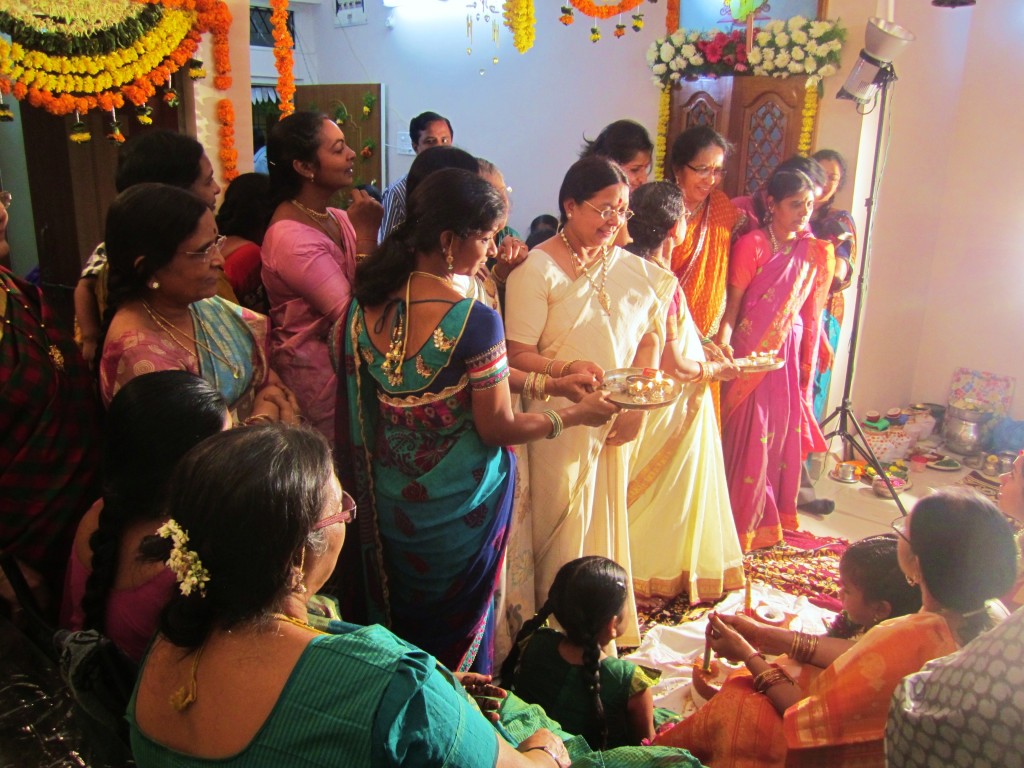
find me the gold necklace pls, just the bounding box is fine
[272,612,327,635]
[559,230,611,316]
[142,301,242,380]
[411,270,454,288]
[290,199,332,223]
[1,282,65,371]
[380,277,412,386]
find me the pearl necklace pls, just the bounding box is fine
[559,230,611,316]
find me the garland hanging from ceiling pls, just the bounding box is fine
[0,0,232,153]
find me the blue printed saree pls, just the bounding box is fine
[346,296,514,673]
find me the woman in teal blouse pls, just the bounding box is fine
[127,424,570,767]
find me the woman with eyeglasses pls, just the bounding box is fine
[716,168,834,551]
[505,157,678,647]
[262,111,383,441]
[655,487,1016,767]
[667,127,745,348]
[127,423,577,768]
[98,184,299,426]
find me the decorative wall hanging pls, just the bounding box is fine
[558,0,652,44]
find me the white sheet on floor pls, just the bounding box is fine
[624,584,837,715]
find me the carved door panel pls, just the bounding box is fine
[667,75,811,198]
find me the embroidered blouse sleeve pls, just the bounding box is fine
[457,301,509,391]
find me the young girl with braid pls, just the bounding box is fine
[60,371,230,662]
[500,557,663,748]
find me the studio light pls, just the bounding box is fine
[836,18,915,104]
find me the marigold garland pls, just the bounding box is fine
[502,0,536,54]
[570,0,644,20]
[665,0,679,33]
[655,86,670,181]
[216,97,239,182]
[0,0,232,120]
[270,0,295,117]
[797,80,817,156]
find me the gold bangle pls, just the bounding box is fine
[744,651,766,666]
[543,358,558,376]
[542,409,563,439]
[355,252,371,263]
[244,413,274,426]
[536,373,551,402]
[789,631,819,663]
[752,667,793,694]
[525,371,537,400]
[560,359,581,378]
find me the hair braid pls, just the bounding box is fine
[80,498,128,631]
[499,597,556,688]
[580,635,608,749]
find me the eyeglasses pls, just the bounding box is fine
[313,490,357,530]
[584,200,634,222]
[685,164,727,180]
[0,191,11,209]
[184,234,226,262]
[889,515,910,545]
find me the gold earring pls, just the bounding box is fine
[148,280,160,290]
[293,547,308,594]
[905,574,917,587]
[446,246,454,272]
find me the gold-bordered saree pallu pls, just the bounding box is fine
[346,296,514,674]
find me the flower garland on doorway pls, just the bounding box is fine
[797,80,817,156]
[0,0,233,174]
[216,98,239,181]
[270,0,295,117]
[653,0,680,181]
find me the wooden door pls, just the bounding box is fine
[667,75,812,198]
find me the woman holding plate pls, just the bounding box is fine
[505,157,678,646]
[717,169,834,551]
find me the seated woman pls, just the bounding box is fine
[128,424,572,767]
[60,371,230,662]
[655,488,1017,767]
[344,168,617,673]
[98,183,298,426]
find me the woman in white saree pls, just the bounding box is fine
[623,182,745,605]
[505,158,676,645]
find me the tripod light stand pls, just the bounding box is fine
[819,18,915,515]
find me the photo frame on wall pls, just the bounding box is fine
[680,1,828,30]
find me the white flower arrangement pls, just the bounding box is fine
[157,519,211,597]
[646,17,846,91]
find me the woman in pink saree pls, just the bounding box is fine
[717,170,833,551]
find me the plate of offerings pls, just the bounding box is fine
[734,351,784,374]
[601,368,682,410]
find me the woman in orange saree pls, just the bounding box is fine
[654,488,1017,768]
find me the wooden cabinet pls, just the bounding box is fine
[666,75,814,198]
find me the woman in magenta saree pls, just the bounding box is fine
[718,171,833,551]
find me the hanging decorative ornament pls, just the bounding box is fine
[270,0,295,116]
[163,87,180,108]
[136,103,154,125]
[631,12,644,31]
[559,5,575,24]
[590,24,601,42]
[69,111,91,144]
[362,92,376,119]
[360,139,375,159]
[106,107,125,143]
[502,0,536,53]
[188,58,207,80]
[0,96,12,122]
[614,21,626,37]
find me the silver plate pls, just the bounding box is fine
[601,368,683,410]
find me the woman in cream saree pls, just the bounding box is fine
[505,158,676,646]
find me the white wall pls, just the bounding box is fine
[836,0,1024,418]
[309,1,663,234]
[304,0,1024,420]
